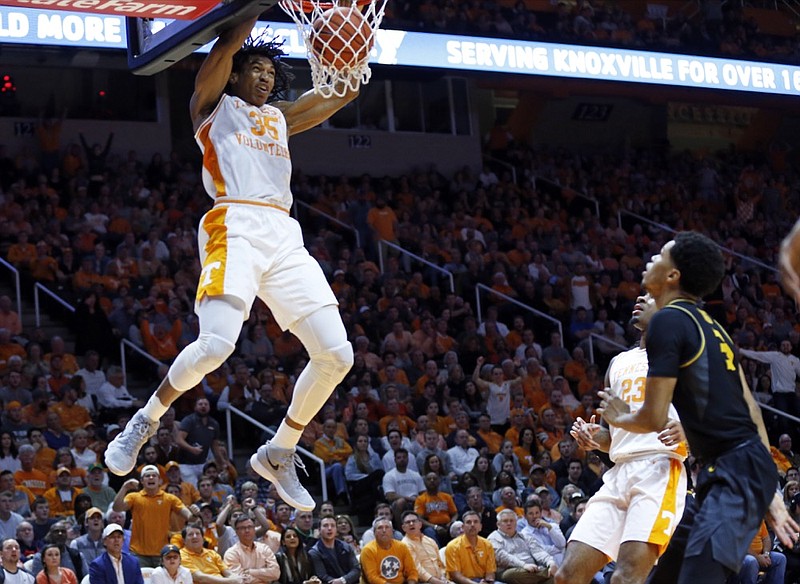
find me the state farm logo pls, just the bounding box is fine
[0,0,220,19]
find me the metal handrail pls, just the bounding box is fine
[617,209,779,273]
[757,401,800,425]
[485,156,517,185]
[378,240,455,293]
[293,200,361,248]
[224,405,328,502]
[586,332,629,364]
[474,283,564,346]
[530,174,600,217]
[0,259,22,321]
[120,338,165,387]
[33,283,75,327]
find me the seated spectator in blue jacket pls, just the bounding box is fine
[88,524,144,584]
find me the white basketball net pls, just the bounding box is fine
[279,0,387,98]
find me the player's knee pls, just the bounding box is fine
[609,564,643,584]
[315,342,354,378]
[194,332,236,373]
[554,564,574,584]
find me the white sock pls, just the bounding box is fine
[271,421,303,450]
[142,394,169,421]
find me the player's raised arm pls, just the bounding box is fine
[274,85,359,136]
[190,15,259,130]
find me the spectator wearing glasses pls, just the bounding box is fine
[223,516,279,584]
[151,544,192,584]
[400,511,450,584]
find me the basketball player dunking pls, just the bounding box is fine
[106,14,358,512]
[598,232,799,583]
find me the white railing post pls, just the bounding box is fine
[378,240,455,293]
[226,408,234,463]
[120,339,165,386]
[294,200,361,248]
[586,333,629,365]
[33,283,75,328]
[475,284,563,345]
[0,259,22,324]
[475,286,483,326]
[527,174,599,217]
[34,286,40,329]
[618,210,779,274]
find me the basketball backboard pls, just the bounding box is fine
[126,0,277,76]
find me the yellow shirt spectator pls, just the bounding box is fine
[181,546,229,576]
[414,491,457,526]
[50,402,91,433]
[313,423,353,464]
[360,539,418,584]
[124,488,186,556]
[445,533,496,580]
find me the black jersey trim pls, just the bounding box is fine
[663,304,705,369]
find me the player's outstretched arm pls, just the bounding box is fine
[275,85,359,136]
[190,15,259,130]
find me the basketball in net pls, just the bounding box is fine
[311,7,373,70]
[279,0,387,97]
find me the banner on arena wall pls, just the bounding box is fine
[2,5,800,97]
[0,0,218,19]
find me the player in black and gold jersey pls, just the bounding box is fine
[598,231,798,584]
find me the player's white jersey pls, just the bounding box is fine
[607,347,687,463]
[195,94,293,211]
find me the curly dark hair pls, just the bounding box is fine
[670,231,725,298]
[230,35,293,102]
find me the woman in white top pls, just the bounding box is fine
[150,545,192,584]
[0,432,21,473]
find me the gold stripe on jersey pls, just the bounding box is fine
[213,198,289,214]
[197,120,226,197]
[647,457,684,555]
[196,207,229,302]
[664,303,705,369]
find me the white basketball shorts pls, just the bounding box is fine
[195,201,337,331]
[569,454,687,560]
